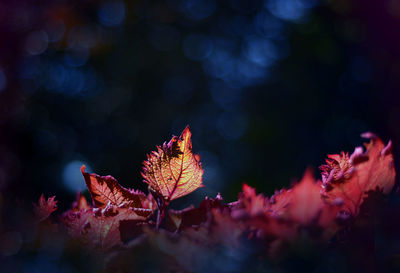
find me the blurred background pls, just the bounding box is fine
[1,0,400,270]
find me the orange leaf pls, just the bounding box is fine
[72,192,91,211]
[81,166,148,209]
[320,133,396,215]
[286,169,340,227]
[286,169,323,224]
[267,188,292,217]
[238,184,267,216]
[141,126,204,202]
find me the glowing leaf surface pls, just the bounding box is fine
[81,166,147,209]
[142,126,204,202]
[320,133,396,214]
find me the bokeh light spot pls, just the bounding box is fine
[25,30,48,55]
[217,112,248,140]
[62,160,91,193]
[203,47,235,79]
[267,0,315,21]
[45,20,65,42]
[245,38,278,67]
[98,1,125,27]
[181,0,216,21]
[183,34,214,61]
[254,12,285,39]
[63,48,90,67]
[210,81,242,110]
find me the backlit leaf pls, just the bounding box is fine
[287,169,341,227]
[237,184,267,216]
[81,166,149,209]
[142,126,204,202]
[286,169,324,224]
[320,133,396,215]
[267,188,292,217]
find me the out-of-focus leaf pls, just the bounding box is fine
[71,192,91,211]
[34,194,57,222]
[320,133,396,215]
[267,188,293,217]
[165,194,236,232]
[286,169,326,225]
[63,203,152,250]
[238,184,267,216]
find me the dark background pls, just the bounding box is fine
[1,0,400,270]
[1,0,400,203]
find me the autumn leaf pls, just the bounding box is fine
[234,171,341,243]
[230,186,295,240]
[286,169,342,228]
[147,227,211,272]
[320,133,396,215]
[63,203,152,250]
[236,184,267,217]
[81,166,150,209]
[284,169,324,224]
[34,194,57,222]
[149,208,244,271]
[142,126,204,203]
[165,194,234,232]
[266,188,292,217]
[71,192,91,211]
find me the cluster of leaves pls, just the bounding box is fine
[35,127,396,272]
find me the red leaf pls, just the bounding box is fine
[266,188,293,217]
[234,171,341,241]
[34,194,57,222]
[210,208,245,247]
[63,204,152,250]
[286,169,341,227]
[238,184,267,216]
[286,169,323,224]
[165,194,235,232]
[142,126,204,203]
[81,166,150,209]
[230,186,296,240]
[320,133,396,215]
[72,192,91,211]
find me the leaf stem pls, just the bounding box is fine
[156,202,168,229]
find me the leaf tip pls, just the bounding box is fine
[302,167,315,182]
[181,125,192,141]
[361,132,377,140]
[382,140,393,156]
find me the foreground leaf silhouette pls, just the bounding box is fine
[142,126,204,203]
